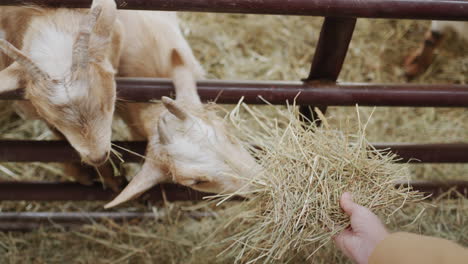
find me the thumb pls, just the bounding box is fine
[340,192,360,216]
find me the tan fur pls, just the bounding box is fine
[106,11,259,208]
[0,1,123,166]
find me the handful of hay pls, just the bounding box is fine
[206,103,424,263]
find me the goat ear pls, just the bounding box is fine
[170,49,203,106]
[170,48,184,68]
[104,161,166,208]
[0,62,24,93]
[92,0,117,40]
[161,96,189,121]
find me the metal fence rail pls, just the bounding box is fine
[0,0,467,20]
[1,141,468,163]
[0,181,466,202]
[0,182,212,201]
[2,79,468,107]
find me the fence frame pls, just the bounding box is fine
[0,0,467,229]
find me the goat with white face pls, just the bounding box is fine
[105,11,260,208]
[404,21,468,78]
[0,1,123,185]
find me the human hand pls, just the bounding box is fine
[333,192,389,264]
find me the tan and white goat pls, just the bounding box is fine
[0,1,124,187]
[105,11,260,208]
[404,21,468,78]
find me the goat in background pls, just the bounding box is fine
[404,21,468,78]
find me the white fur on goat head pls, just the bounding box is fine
[0,0,123,166]
[159,97,257,192]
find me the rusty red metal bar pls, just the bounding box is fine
[0,182,211,201]
[0,181,466,202]
[2,79,468,107]
[0,0,466,20]
[301,17,356,121]
[1,141,467,163]
[372,143,468,163]
[0,140,145,163]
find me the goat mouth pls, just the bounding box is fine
[85,154,109,166]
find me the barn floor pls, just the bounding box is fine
[0,13,467,263]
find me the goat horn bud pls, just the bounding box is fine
[0,39,49,81]
[161,96,189,121]
[72,5,102,72]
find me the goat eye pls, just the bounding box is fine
[193,179,210,185]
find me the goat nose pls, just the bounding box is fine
[88,153,108,166]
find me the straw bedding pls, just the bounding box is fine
[0,198,465,264]
[0,12,467,264]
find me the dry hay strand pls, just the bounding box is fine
[203,102,425,263]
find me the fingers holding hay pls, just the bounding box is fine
[207,103,425,263]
